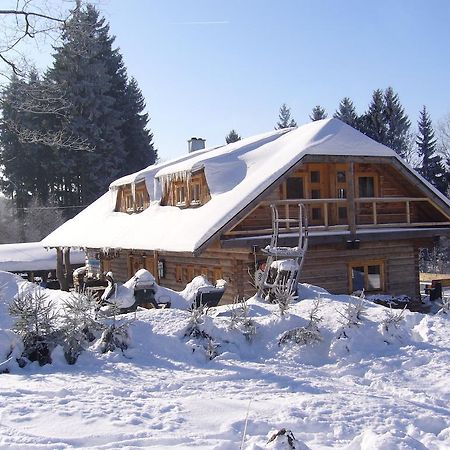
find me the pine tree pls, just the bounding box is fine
[416,106,446,193]
[361,89,386,143]
[225,129,241,144]
[334,97,359,128]
[309,105,327,121]
[120,77,157,175]
[383,87,411,158]
[275,103,297,129]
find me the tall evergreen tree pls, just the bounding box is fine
[361,89,386,143]
[0,72,55,210]
[275,103,297,129]
[121,77,157,174]
[225,129,241,144]
[334,97,359,128]
[45,4,156,208]
[416,106,446,193]
[309,105,327,121]
[383,87,411,158]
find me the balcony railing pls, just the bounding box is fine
[226,197,450,236]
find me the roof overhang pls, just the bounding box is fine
[220,227,450,250]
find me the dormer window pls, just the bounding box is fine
[161,169,211,207]
[115,181,150,213]
[175,182,186,206]
[190,181,201,205]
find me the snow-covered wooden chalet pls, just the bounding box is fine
[42,119,450,302]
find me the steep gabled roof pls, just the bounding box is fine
[42,119,450,253]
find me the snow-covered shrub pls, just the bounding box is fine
[267,428,307,449]
[278,298,322,347]
[271,280,297,317]
[9,288,57,366]
[228,297,256,342]
[380,305,406,344]
[97,323,131,354]
[0,330,24,373]
[336,293,367,328]
[95,303,132,354]
[60,290,99,364]
[184,303,219,360]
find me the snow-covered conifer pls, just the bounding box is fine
[9,288,56,365]
[309,105,327,121]
[225,129,242,144]
[416,106,447,193]
[275,103,297,129]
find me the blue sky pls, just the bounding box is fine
[21,1,450,161]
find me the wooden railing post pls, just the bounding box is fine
[372,201,377,225]
[347,163,356,237]
[324,203,329,229]
[406,201,411,224]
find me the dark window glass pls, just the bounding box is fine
[286,177,304,199]
[337,171,346,183]
[310,171,320,183]
[311,189,321,199]
[338,207,347,219]
[312,207,322,220]
[359,177,375,197]
[337,188,346,199]
[352,266,365,291]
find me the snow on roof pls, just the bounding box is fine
[0,242,85,272]
[42,118,450,253]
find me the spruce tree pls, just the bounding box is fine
[45,4,155,207]
[416,106,446,193]
[0,72,55,210]
[361,89,386,143]
[276,103,297,129]
[334,97,359,128]
[383,87,411,158]
[225,129,241,144]
[309,105,327,121]
[120,77,157,175]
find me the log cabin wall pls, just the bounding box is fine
[299,239,422,299]
[157,245,254,304]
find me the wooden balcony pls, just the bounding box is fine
[226,197,450,237]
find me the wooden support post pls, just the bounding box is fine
[285,203,290,230]
[347,162,357,238]
[324,203,329,229]
[406,201,411,224]
[56,247,68,291]
[372,201,377,225]
[63,247,71,289]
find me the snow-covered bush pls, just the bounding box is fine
[184,303,219,360]
[380,305,406,344]
[228,297,256,342]
[267,428,308,449]
[270,280,298,317]
[9,288,58,366]
[60,290,99,364]
[336,293,367,328]
[95,303,132,354]
[278,298,322,347]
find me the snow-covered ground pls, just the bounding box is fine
[1,272,449,449]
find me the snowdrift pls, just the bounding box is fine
[0,271,449,449]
